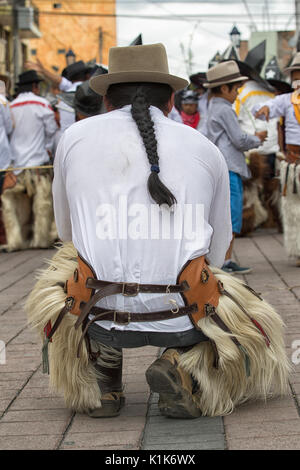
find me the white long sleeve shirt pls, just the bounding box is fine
[56,81,83,142]
[0,94,13,170]
[53,105,232,333]
[252,92,300,146]
[10,92,57,173]
[235,81,279,155]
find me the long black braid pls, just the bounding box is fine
[106,82,177,207]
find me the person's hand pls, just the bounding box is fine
[255,105,270,121]
[255,130,268,142]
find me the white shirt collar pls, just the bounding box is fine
[118,104,165,118]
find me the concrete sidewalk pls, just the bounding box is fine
[0,229,299,450]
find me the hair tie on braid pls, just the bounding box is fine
[151,165,160,174]
[106,82,176,207]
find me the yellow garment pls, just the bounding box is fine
[235,85,274,116]
[291,89,300,124]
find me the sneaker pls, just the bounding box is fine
[145,348,202,419]
[221,261,252,274]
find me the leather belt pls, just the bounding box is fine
[74,280,190,330]
[88,304,198,325]
[85,278,190,295]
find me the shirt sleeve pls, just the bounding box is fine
[207,148,232,267]
[218,107,261,151]
[52,133,72,242]
[2,103,13,136]
[59,77,73,92]
[42,105,58,151]
[252,94,287,120]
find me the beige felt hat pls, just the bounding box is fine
[89,43,188,96]
[284,52,300,73]
[203,60,248,89]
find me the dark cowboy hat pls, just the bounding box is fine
[189,72,207,89]
[235,60,275,92]
[267,79,292,94]
[74,81,103,117]
[64,60,91,80]
[16,70,43,86]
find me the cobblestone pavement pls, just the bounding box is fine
[0,229,299,450]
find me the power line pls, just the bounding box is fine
[25,11,296,20]
[241,0,258,31]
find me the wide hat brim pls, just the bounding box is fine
[16,77,44,86]
[89,70,188,96]
[235,60,275,92]
[284,65,300,74]
[203,75,248,89]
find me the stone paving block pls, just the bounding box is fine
[125,392,150,404]
[143,441,225,451]
[70,414,145,433]
[0,434,61,450]
[0,388,20,401]
[146,415,223,433]
[0,380,25,390]
[9,397,67,411]
[0,357,40,373]
[124,382,150,394]
[1,409,72,422]
[0,420,67,436]
[0,372,32,382]
[227,435,300,450]
[61,430,141,449]
[61,443,139,450]
[224,404,299,424]
[19,387,62,399]
[225,419,300,440]
[143,432,224,446]
[120,404,148,417]
[0,399,11,413]
[123,374,150,383]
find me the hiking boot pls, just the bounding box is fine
[222,261,252,274]
[88,391,125,418]
[145,348,202,419]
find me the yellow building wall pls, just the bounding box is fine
[29,0,116,73]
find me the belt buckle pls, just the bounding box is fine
[122,282,139,297]
[113,310,131,326]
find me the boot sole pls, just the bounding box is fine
[146,359,202,419]
[88,396,125,418]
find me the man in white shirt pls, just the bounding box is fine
[26,44,290,421]
[25,59,93,140]
[0,80,13,191]
[1,70,57,251]
[254,52,300,266]
[0,80,13,245]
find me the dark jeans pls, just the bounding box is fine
[88,323,209,349]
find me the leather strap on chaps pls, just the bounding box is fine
[44,252,268,373]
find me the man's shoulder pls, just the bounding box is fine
[11,92,52,109]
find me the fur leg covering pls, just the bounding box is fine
[30,172,55,249]
[280,161,300,257]
[178,268,291,416]
[25,242,102,412]
[1,174,31,251]
[243,183,268,229]
[26,243,291,416]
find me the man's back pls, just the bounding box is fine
[53,105,232,332]
[10,92,57,170]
